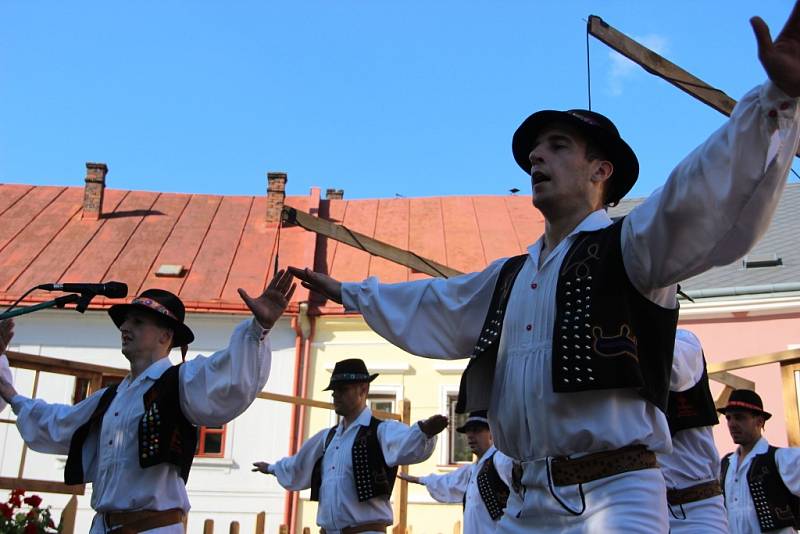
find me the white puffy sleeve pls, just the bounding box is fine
[269,429,329,491]
[775,447,800,496]
[378,420,437,466]
[419,464,472,503]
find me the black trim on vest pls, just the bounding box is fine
[722,447,800,531]
[64,364,197,486]
[309,417,398,503]
[551,220,678,410]
[456,254,527,414]
[476,452,510,520]
[64,384,119,485]
[666,355,718,435]
[138,364,198,483]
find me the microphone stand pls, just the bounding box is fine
[0,292,96,321]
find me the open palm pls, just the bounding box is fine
[238,269,296,330]
[753,1,800,97]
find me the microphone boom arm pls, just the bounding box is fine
[0,293,95,321]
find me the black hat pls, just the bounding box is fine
[511,109,639,205]
[717,389,772,420]
[456,410,490,433]
[323,358,378,391]
[108,289,195,349]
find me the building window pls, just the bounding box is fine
[72,376,122,404]
[447,393,472,464]
[196,425,227,458]
[368,393,396,415]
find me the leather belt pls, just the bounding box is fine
[550,445,658,486]
[105,508,184,534]
[667,480,723,506]
[320,522,388,533]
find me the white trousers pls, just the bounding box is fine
[667,494,729,534]
[498,462,668,534]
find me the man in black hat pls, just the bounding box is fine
[253,357,447,534]
[0,270,296,534]
[398,410,513,534]
[719,389,800,533]
[289,4,800,532]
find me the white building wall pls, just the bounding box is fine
[0,308,296,533]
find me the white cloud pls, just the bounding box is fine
[607,34,669,96]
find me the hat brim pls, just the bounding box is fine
[456,420,490,434]
[717,405,772,421]
[323,373,379,391]
[511,110,639,205]
[108,303,195,348]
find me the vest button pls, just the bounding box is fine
[530,282,537,289]
[526,324,532,331]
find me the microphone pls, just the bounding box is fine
[37,281,128,299]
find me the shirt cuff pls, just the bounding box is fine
[415,420,436,440]
[341,282,359,312]
[760,80,799,121]
[267,464,276,475]
[248,318,270,342]
[10,394,26,413]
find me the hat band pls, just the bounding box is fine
[463,416,489,426]
[567,111,602,128]
[131,297,178,321]
[330,372,371,382]
[726,400,765,412]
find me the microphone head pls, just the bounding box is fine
[104,282,128,299]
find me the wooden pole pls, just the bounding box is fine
[258,391,402,421]
[392,399,412,534]
[283,206,462,279]
[254,512,266,534]
[59,495,78,534]
[228,521,239,534]
[203,519,214,534]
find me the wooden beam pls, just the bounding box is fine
[715,385,735,411]
[0,477,84,495]
[707,348,800,374]
[780,363,800,447]
[283,206,463,279]
[256,391,402,421]
[708,370,755,391]
[588,15,737,116]
[6,351,127,378]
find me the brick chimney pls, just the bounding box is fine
[325,188,344,200]
[266,172,288,223]
[82,162,108,220]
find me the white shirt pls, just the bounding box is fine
[0,354,12,413]
[269,406,437,534]
[420,445,514,534]
[724,437,800,534]
[11,318,270,533]
[659,329,721,489]
[342,81,800,463]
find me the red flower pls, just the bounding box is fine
[23,495,42,508]
[24,523,38,534]
[9,494,22,507]
[0,502,12,519]
[11,488,25,497]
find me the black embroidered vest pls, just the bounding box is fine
[721,447,800,531]
[474,451,510,520]
[458,220,679,414]
[310,417,398,503]
[666,355,718,435]
[64,364,198,485]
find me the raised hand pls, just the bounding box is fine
[418,414,449,437]
[251,461,272,474]
[287,267,343,304]
[752,1,800,97]
[238,269,296,330]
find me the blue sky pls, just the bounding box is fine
[1,1,797,200]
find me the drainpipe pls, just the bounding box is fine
[285,303,314,532]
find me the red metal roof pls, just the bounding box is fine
[0,183,543,315]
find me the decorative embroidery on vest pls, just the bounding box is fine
[591,325,638,361]
[475,452,510,520]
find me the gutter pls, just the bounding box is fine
[680,282,800,300]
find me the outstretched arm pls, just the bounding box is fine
[418,464,472,504]
[623,4,800,297]
[179,270,295,426]
[255,429,328,491]
[379,415,447,467]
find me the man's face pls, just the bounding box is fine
[527,123,610,216]
[331,382,368,418]
[725,410,764,447]
[119,309,173,360]
[465,426,493,457]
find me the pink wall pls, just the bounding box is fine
[680,311,800,456]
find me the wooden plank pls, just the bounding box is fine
[715,385,735,411]
[257,391,402,421]
[707,349,800,374]
[781,363,800,447]
[283,206,461,279]
[0,477,84,495]
[393,400,412,534]
[60,495,78,534]
[254,511,266,534]
[228,521,240,534]
[588,15,737,116]
[5,351,127,378]
[708,370,755,391]
[204,519,215,534]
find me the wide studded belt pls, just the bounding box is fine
[667,480,723,506]
[549,445,658,486]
